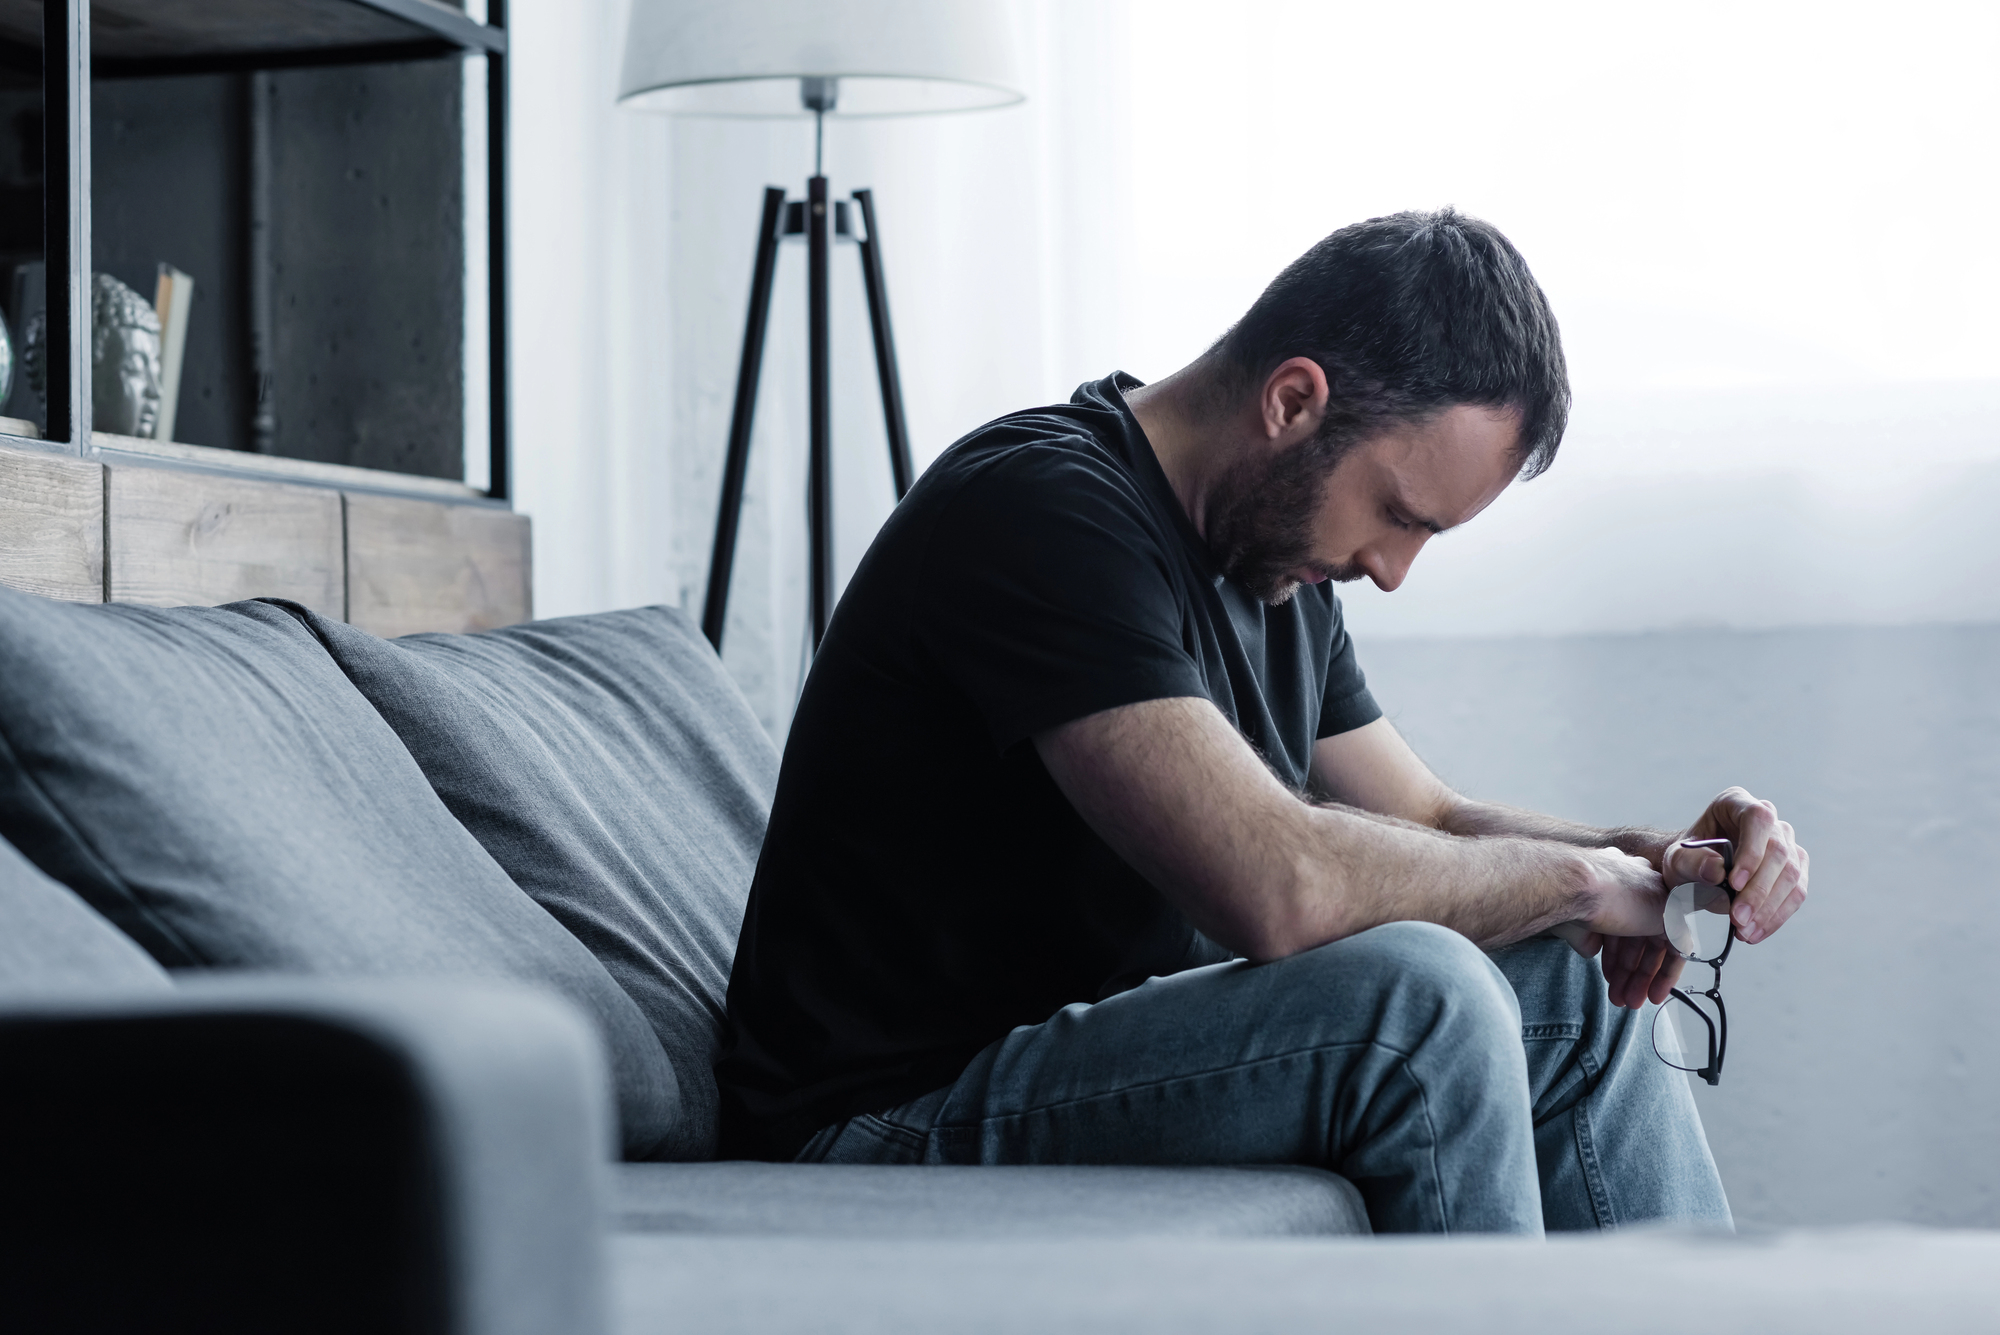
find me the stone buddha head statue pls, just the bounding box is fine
[91,273,162,438]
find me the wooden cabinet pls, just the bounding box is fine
[1,0,509,486]
[1,438,530,634]
[0,3,525,632]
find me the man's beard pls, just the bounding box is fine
[1206,441,1364,605]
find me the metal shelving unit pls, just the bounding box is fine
[3,0,511,503]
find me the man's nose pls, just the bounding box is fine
[1362,538,1425,593]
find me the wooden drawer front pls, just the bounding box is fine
[344,493,530,638]
[106,465,345,616]
[0,446,103,603]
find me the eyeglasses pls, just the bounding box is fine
[1650,837,1736,1086]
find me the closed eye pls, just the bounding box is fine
[1388,504,1448,536]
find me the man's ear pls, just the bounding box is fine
[1262,357,1330,444]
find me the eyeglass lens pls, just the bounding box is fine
[1663,880,1733,962]
[1651,984,1721,1074]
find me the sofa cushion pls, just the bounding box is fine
[612,1227,2000,1335]
[0,836,171,993]
[612,1163,1370,1238]
[0,588,678,1159]
[287,604,777,1161]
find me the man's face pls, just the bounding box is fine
[1212,404,1523,605]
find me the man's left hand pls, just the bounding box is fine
[1596,786,1809,1009]
[1667,786,1810,946]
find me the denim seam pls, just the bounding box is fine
[1396,1054,1452,1233]
[854,1112,927,1156]
[1570,1050,1616,1228]
[943,1041,1457,1233]
[939,1038,1408,1126]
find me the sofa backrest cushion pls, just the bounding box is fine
[289,603,778,1161]
[0,589,679,1160]
[0,835,171,993]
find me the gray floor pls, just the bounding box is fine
[1358,621,2000,1228]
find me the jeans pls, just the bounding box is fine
[794,922,1733,1235]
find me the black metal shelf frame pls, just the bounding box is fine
[35,0,512,503]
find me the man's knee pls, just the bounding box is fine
[1297,921,1524,1046]
[1339,920,1512,994]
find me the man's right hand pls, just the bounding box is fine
[1556,846,1687,1009]
[1576,844,1671,938]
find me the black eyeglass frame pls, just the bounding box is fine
[1657,837,1736,1086]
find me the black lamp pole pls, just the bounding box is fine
[700,79,914,657]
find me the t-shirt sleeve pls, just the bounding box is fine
[914,444,1208,753]
[1317,595,1382,738]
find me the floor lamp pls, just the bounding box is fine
[618,0,1024,654]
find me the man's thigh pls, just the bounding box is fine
[812,922,1530,1173]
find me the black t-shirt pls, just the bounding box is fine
[715,372,1381,1158]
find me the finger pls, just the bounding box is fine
[1550,922,1602,958]
[1613,937,1651,1009]
[1741,859,1803,942]
[1648,951,1686,1006]
[1740,819,1794,902]
[1633,936,1670,1007]
[1736,823,1799,936]
[1598,938,1630,994]
[1769,883,1807,932]
[1723,795,1782,894]
[1662,842,1727,889]
[1616,935,1648,1007]
[1728,840,1781,937]
[1599,939,1631,1005]
[1640,935,1672,1007]
[1604,936,1634,994]
[1747,870,1809,943]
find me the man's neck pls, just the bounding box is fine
[1125,366,1246,544]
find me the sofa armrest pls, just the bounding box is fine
[0,977,611,1335]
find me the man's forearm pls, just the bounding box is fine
[1041,697,1662,964]
[1440,796,1678,867]
[1278,803,1603,956]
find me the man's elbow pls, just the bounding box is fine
[1210,852,1352,963]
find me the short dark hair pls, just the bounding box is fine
[1211,208,1569,478]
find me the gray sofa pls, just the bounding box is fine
[1,586,1993,1333]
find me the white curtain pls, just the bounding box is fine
[509,0,2000,733]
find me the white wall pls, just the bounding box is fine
[510,0,2000,728]
[1114,0,2000,643]
[508,0,1134,734]
[500,0,2000,1228]
[506,0,676,627]
[1362,623,2000,1228]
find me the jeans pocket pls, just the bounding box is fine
[796,1112,929,1165]
[1520,1021,1590,1124]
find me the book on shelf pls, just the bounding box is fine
[152,264,193,443]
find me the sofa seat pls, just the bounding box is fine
[614,1162,1369,1239]
[612,1226,2000,1335]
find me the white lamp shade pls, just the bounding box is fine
[618,0,1024,117]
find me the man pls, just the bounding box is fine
[716,208,1809,1233]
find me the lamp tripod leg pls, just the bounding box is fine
[806,174,835,653]
[853,189,915,500]
[702,186,787,652]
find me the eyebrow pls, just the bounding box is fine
[1392,495,1451,535]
